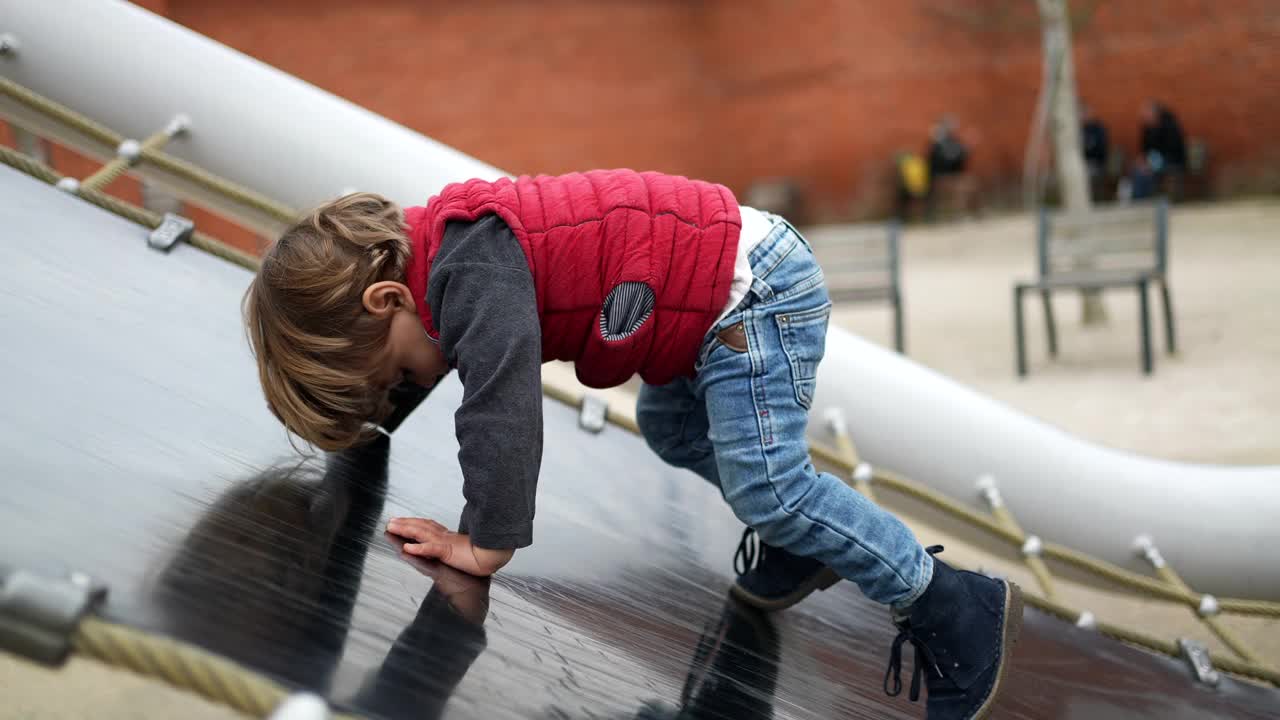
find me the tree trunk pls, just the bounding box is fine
[1036,0,1106,324]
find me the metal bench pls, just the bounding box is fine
[805,221,905,353]
[1014,199,1175,376]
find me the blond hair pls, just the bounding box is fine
[244,192,410,450]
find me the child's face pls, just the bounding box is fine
[365,282,449,391]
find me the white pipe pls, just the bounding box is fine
[5,0,1277,598]
[0,0,502,216]
[813,330,1280,598]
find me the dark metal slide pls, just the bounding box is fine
[1,164,1275,718]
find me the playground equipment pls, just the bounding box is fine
[1,2,1278,716]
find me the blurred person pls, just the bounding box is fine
[1081,105,1110,175]
[243,174,1024,718]
[1139,100,1187,198]
[1118,154,1158,203]
[895,150,931,222]
[1080,104,1110,201]
[924,116,978,220]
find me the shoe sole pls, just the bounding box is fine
[970,580,1025,720]
[729,566,842,612]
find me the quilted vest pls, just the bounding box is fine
[403,170,741,388]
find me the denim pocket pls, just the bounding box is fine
[775,303,832,409]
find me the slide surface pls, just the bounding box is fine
[4,0,1276,599]
[4,160,1278,720]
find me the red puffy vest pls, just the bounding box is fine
[403,170,741,388]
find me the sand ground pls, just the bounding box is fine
[4,199,1278,717]
[829,199,1280,466]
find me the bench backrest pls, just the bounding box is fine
[803,221,900,303]
[1039,199,1168,278]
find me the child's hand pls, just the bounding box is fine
[386,517,513,577]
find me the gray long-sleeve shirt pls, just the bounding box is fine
[426,215,543,550]
[423,214,660,549]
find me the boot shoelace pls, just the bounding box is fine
[884,544,946,702]
[738,532,951,701]
[734,526,766,576]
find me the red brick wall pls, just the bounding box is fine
[162,0,1277,220]
[10,1,1277,226]
[1071,1,1280,195]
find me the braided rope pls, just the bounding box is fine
[0,142,59,183]
[139,148,296,223]
[818,451,1280,618]
[78,156,132,193]
[1,76,296,224]
[73,617,361,719]
[0,75,121,147]
[0,145,261,273]
[81,128,173,192]
[1023,593,1280,686]
[188,231,261,272]
[1149,561,1268,666]
[979,483,1058,600]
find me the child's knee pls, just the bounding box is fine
[637,385,712,468]
[635,414,693,470]
[649,432,712,472]
[730,500,807,549]
[721,461,830,537]
[724,480,791,532]
[635,403,678,455]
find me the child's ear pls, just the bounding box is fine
[362,281,413,317]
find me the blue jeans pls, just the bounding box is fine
[637,216,932,607]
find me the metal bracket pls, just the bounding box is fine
[852,462,873,485]
[116,139,142,163]
[0,568,107,665]
[1132,534,1166,569]
[1197,594,1220,618]
[148,212,194,252]
[822,406,848,438]
[164,114,192,139]
[578,395,607,434]
[975,474,1004,508]
[1020,535,1043,557]
[1177,638,1221,687]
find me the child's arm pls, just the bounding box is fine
[389,215,542,576]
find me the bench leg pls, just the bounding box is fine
[1014,286,1028,377]
[892,292,906,354]
[1040,289,1058,357]
[1138,279,1153,375]
[1160,280,1177,354]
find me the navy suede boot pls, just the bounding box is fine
[884,546,1023,720]
[729,527,841,611]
